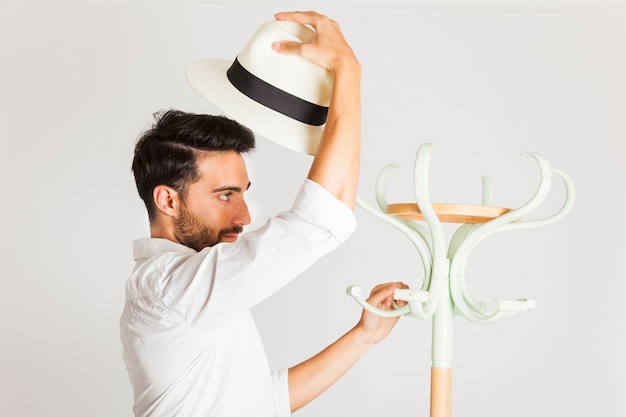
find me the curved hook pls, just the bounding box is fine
[374,163,433,249]
[499,168,575,231]
[375,163,401,213]
[449,152,574,323]
[355,152,440,319]
[447,153,547,323]
[354,198,435,319]
[411,143,448,318]
[346,285,410,318]
[448,152,555,273]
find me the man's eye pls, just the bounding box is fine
[219,192,232,201]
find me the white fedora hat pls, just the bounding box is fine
[186,20,333,155]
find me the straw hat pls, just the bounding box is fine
[186,20,333,155]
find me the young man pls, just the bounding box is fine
[121,11,407,417]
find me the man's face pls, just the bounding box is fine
[174,151,251,251]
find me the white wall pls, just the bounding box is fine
[1,1,624,416]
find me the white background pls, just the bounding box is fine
[1,1,624,416]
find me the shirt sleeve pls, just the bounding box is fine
[290,179,356,243]
[271,367,292,417]
[164,178,357,329]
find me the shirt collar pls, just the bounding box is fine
[132,238,197,261]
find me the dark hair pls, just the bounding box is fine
[132,109,256,221]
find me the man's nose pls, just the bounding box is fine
[235,200,251,226]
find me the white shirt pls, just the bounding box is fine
[120,179,356,417]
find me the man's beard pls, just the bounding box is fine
[174,203,243,252]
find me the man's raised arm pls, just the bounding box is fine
[272,11,361,210]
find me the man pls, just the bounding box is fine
[121,11,407,417]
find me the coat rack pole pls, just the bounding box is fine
[430,259,453,417]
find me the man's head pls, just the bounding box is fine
[132,109,256,250]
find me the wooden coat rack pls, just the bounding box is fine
[348,143,575,417]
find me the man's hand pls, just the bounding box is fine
[355,282,410,346]
[271,10,362,210]
[272,11,360,75]
[287,281,408,412]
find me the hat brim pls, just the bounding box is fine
[186,59,323,156]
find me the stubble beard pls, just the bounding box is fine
[174,202,243,252]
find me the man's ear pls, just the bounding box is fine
[153,185,179,217]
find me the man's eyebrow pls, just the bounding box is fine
[212,182,251,193]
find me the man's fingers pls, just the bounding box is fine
[366,282,410,309]
[271,40,303,56]
[367,283,398,309]
[274,10,324,27]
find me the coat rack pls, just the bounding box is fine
[348,143,575,417]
